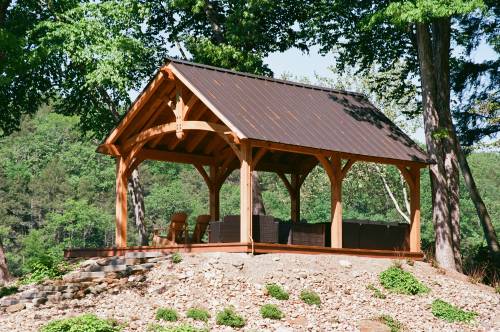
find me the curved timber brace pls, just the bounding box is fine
[277,160,316,223]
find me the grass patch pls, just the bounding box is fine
[266,283,289,300]
[40,314,121,332]
[148,323,208,332]
[366,284,386,299]
[431,299,478,323]
[171,252,182,264]
[216,307,245,328]
[379,266,429,295]
[260,304,284,320]
[156,308,179,322]
[0,286,18,298]
[300,290,321,306]
[378,315,404,332]
[186,307,210,322]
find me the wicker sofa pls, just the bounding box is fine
[208,215,279,243]
[208,216,408,250]
[343,219,409,250]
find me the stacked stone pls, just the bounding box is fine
[0,252,170,313]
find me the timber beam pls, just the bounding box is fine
[250,140,427,168]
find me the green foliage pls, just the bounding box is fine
[366,284,387,299]
[186,307,210,322]
[260,304,284,320]
[377,315,405,332]
[216,307,245,328]
[171,252,183,264]
[147,324,208,332]
[266,283,289,300]
[40,314,121,332]
[0,286,18,298]
[431,299,478,323]
[379,267,430,295]
[372,0,485,25]
[300,290,321,306]
[156,308,179,322]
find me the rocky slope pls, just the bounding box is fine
[0,252,498,331]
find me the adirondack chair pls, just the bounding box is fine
[152,212,188,246]
[191,214,211,243]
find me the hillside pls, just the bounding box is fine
[1,252,498,331]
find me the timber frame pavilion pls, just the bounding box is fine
[66,59,429,259]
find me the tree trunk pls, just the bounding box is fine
[416,22,457,271]
[432,19,462,270]
[252,171,266,215]
[128,168,148,246]
[455,144,500,266]
[0,241,10,285]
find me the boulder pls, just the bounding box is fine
[359,319,391,332]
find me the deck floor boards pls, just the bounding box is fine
[65,242,424,260]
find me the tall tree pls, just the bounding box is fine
[307,0,499,270]
[1,0,165,246]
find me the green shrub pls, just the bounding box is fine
[496,285,500,294]
[171,252,182,264]
[147,324,208,332]
[40,314,121,332]
[431,299,478,323]
[216,307,245,328]
[260,304,284,320]
[266,283,289,300]
[377,315,404,332]
[156,308,179,322]
[186,307,210,322]
[300,290,321,306]
[379,267,429,295]
[366,284,386,299]
[0,286,18,298]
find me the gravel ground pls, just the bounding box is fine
[0,252,498,331]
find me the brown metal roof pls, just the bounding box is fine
[168,59,428,164]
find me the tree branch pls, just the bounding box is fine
[374,165,410,223]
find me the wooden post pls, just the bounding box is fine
[209,165,220,221]
[240,142,253,243]
[409,167,421,252]
[115,157,128,247]
[317,154,343,248]
[290,174,300,222]
[330,155,342,248]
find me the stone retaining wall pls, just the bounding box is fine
[0,252,171,313]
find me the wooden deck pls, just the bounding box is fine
[64,242,424,260]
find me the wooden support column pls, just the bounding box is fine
[317,154,343,248]
[409,166,421,252]
[209,165,221,221]
[290,174,300,223]
[115,157,128,247]
[330,156,342,249]
[240,142,253,243]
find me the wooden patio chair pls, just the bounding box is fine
[152,212,188,246]
[191,214,211,243]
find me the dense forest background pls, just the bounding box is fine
[1,106,498,278]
